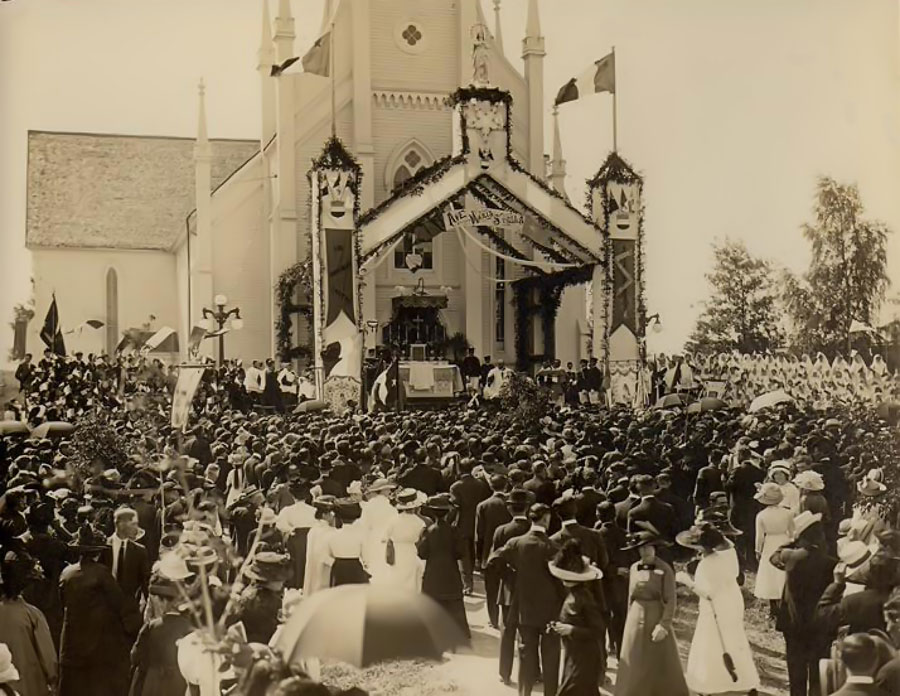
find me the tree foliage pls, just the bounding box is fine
[784,177,891,356]
[498,370,552,431]
[686,239,783,355]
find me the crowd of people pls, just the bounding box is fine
[0,344,898,696]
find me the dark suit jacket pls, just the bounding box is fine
[399,464,444,496]
[59,560,140,666]
[523,476,556,506]
[771,544,836,642]
[626,496,678,541]
[551,521,609,573]
[574,488,606,528]
[100,537,150,607]
[417,519,464,600]
[876,656,900,696]
[817,583,889,637]
[475,494,511,565]
[490,517,531,607]
[450,474,491,539]
[614,496,640,529]
[693,465,724,508]
[656,488,692,532]
[490,528,562,627]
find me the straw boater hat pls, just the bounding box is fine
[548,556,603,583]
[793,510,823,537]
[394,488,426,511]
[768,461,793,478]
[754,482,784,506]
[838,540,872,571]
[424,493,456,512]
[367,478,396,495]
[857,468,888,497]
[793,470,825,492]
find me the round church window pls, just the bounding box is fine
[395,20,426,55]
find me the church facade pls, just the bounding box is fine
[25,0,648,403]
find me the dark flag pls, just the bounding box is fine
[40,295,66,356]
[371,357,405,411]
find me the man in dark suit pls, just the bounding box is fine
[574,467,606,528]
[523,461,557,506]
[831,633,892,696]
[654,471,692,533]
[725,457,766,569]
[595,501,631,656]
[613,476,641,529]
[475,474,511,627]
[398,448,445,496]
[626,475,678,543]
[100,507,150,617]
[450,458,491,595]
[692,457,725,510]
[59,525,141,696]
[490,489,533,686]
[489,503,563,696]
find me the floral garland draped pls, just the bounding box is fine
[275,260,314,362]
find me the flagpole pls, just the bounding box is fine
[612,46,618,153]
[330,20,336,138]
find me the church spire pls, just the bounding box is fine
[195,78,210,157]
[549,106,567,198]
[274,0,295,64]
[492,0,504,54]
[258,0,276,144]
[525,0,541,40]
[258,0,274,69]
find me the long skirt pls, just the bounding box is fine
[615,599,688,696]
[559,634,602,696]
[285,528,310,589]
[330,557,370,587]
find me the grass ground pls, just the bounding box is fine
[321,570,790,696]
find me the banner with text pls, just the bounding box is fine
[171,365,205,431]
[443,206,524,232]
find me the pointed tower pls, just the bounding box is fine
[193,79,214,356]
[274,0,295,64]
[549,106,567,198]
[522,0,545,177]
[492,0,504,54]
[257,0,276,145]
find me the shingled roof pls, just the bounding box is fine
[26,131,259,251]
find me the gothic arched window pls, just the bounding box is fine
[391,144,434,270]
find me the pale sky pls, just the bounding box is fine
[2,0,899,364]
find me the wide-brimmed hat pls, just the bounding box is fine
[334,498,362,521]
[838,540,872,570]
[768,461,792,477]
[156,551,194,581]
[424,493,456,512]
[245,552,290,584]
[394,488,426,511]
[793,470,825,492]
[857,469,887,497]
[69,523,108,551]
[677,522,732,551]
[548,557,603,583]
[621,522,671,551]
[695,509,743,537]
[0,644,20,684]
[793,510,823,537]
[312,494,337,512]
[367,478,396,495]
[754,482,784,506]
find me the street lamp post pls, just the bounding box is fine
[202,294,243,366]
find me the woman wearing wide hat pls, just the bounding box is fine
[767,461,800,515]
[376,488,427,591]
[752,482,794,612]
[547,539,605,696]
[676,523,760,696]
[615,523,688,696]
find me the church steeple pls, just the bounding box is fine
[194,78,210,160]
[274,0,295,64]
[549,106,567,198]
[193,79,213,356]
[257,0,276,145]
[492,0,504,54]
[522,0,545,177]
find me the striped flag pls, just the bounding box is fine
[555,52,615,106]
[301,31,331,76]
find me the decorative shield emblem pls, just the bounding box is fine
[405,251,423,272]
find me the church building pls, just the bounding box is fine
[25,0,648,404]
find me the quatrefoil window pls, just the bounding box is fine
[402,24,422,46]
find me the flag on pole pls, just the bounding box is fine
[188,325,208,354]
[40,295,66,356]
[555,52,615,106]
[369,358,405,411]
[301,32,331,76]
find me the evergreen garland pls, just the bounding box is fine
[275,260,314,362]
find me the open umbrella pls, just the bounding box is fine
[273,585,467,668]
[29,421,75,440]
[748,390,794,413]
[653,393,685,410]
[686,397,728,414]
[0,421,30,436]
[293,400,327,414]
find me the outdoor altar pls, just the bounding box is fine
[398,360,464,404]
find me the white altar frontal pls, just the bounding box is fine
[399,361,464,402]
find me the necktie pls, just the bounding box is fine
[116,540,126,581]
[637,563,655,571]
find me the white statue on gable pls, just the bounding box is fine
[471,24,490,87]
[321,170,355,230]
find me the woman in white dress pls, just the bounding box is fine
[676,523,760,696]
[767,461,800,515]
[302,496,337,597]
[378,488,428,591]
[359,478,398,581]
[752,482,794,615]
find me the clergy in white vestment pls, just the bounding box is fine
[483,361,511,400]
